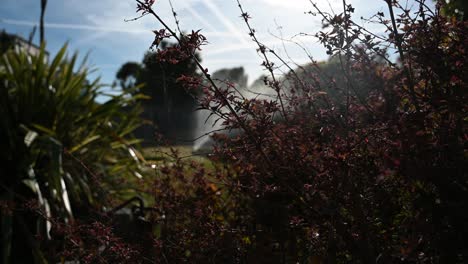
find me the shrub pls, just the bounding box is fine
[124,0,467,262]
[0,44,144,263]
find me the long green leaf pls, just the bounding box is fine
[47,44,67,84]
[31,124,56,136]
[69,135,101,153]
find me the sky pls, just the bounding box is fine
[0,0,398,91]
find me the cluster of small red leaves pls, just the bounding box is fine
[176,74,202,91]
[154,45,189,65]
[137,156,245,262]
[154,30,207,65]
[56,220,138,264]
[0,199,15,215]
[136,0,156,15]
[180,30,207,54]
[150,29,171,50]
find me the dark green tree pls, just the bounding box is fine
[116,40,201,145]
[441,0,467,20]
[116,62,142,91]
[0,30,15,54]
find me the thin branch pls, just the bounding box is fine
[236,0,289,123]
[39,0,47,44]
[385,0,419,109]
[135,0,274,167]
[167,0,182,35]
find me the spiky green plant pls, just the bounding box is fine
[0,44,146,263]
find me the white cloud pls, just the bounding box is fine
[1,0,398,85]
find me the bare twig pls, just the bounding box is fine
[385,0,419,109]
[134,0,274,167]
[236,0,289,123]
[39,0,47,44]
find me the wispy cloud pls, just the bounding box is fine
[175,1,218,32]
[0,18,148,33]
[201,0,252,47]
[0,18,237,37]
[0,0,391,85]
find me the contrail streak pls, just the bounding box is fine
[173,0,218,33]
[0,18,235,37]
[0,18,147,33]
[200,0,252,47]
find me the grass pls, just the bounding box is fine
[141,145,215,170]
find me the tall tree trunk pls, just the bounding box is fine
[39,0,47,44]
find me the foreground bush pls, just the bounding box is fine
[121,0,466,262]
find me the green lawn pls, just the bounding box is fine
[141,145,215,170]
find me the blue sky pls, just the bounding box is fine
[1,0,397,88]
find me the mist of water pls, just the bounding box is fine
[192,81,277,153]
[193,109,221,152]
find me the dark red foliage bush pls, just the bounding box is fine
[54,0,467,263]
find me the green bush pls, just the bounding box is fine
[0,44,145,263]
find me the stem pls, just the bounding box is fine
[137,0,273,167]
[39,0,47,44]
[385,0,419,110]
[342,0,351,126]
[236,0,289,123]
